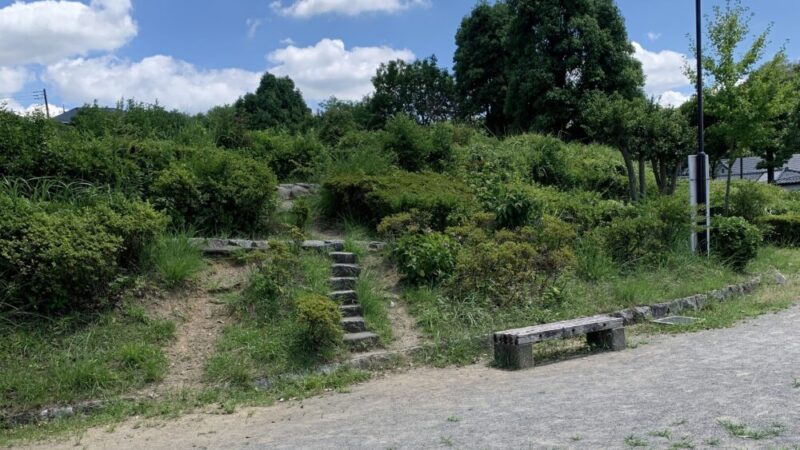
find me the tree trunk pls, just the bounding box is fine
[669,164,680,195]
[638,154,646,200]
[767,148,775,184]
[620,148,638,202]
[724,145,736,215]
[652,159,664,194]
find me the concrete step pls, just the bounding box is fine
[332,264,361,278]
[344,331,379,351]
[340,304,363,317]
[330,277,357,291]
[329,290,358,304]
[341,316,367,333]
[330,252,358,264]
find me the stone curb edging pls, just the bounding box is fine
[608,276,764,326]
[187,238,386,256]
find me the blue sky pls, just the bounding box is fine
[0,0,797,115]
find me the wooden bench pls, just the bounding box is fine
[493,315,625,370]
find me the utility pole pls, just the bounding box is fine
[42,89,50,119]
[690,0,710,256]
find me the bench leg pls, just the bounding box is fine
[494,342,534,370]
[586,328,626,351]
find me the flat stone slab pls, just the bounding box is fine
[650,316,703,326]
[332,264,361,277]
[343,331,379,351]
[330,252,357,264]
[302,240,345,252]
[341,316,367,333]
[330,277,357,291]
[329,290,358,304]
[189,238,268,255]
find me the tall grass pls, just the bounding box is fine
[141,233,206,287]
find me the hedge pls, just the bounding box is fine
[321,171,478,230]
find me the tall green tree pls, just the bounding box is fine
[648,104,695,195]
[744,55,795,183]
[504,0,644,137]
[369,56,457,127]
[582,93,649,201]
[689,0,772,212]
[234,73,311,132]
[453,1,511,135]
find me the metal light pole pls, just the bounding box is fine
[690,0,710,255]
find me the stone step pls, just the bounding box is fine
[341,316,367,333]
[340,304,363,317]
[302,240,345,252]
[332,264,361,278]
[329,277,357,291]
[330,252,358,264]
[329,290,358,305]
[343,331,379,351]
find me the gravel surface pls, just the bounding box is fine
[25,305,800,449]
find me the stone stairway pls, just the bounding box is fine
[328,251,379,351]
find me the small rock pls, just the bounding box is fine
[389,301,397,309]
[775,270,787,285]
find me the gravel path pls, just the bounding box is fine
[26,305,800,449]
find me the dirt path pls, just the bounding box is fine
[141,261,251,395]
[29,303,800,449]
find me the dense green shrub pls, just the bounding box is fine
[759,214,800,246]
[240,243,296,320]
[391,233,459,285]
[141,233,205,287]
[152,149,277,234]
[727,181,784,222]
[493,183,542,229]
[0,190,166,312]
[248,130,328,181]
[600,215,671,268]
[712,216,762,271]
[447,239,572,307]
[295,293,343,351]
[383,114,431,172]
[377,210,432,237]
[321,171,477,230]
[527,186,630,232]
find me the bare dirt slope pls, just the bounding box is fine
[27,304,800,449]
[141,261,251,395]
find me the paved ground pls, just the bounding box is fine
[27,305,800,449]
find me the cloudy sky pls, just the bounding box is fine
[0,0,797,116]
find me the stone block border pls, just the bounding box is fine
[609,276,763,325]
[188,238,386,256]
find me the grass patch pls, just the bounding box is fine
[718,419,787,440]
[0,304,175,417]
[141,233,205,287]
[624,435,648,447]
[355,273,393,344]
[405,247,800,366]
[0,365,368,446]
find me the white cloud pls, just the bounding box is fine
[656,90,691,107]
[0,0,137,66]
[0,98,62,116]
[246,18,263,38]
[43,55,262,114]
[0,67,29,95]
[632,41,692,106]
[647,32,662,42]
[273,0,428,18]
[280,37,296,45]
[267,38,414,102]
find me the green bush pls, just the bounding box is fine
[600,215,671,268]
[240,243,297,320]
[711,216,762,271]
[493,183,542,229]
[291,197,311,230]
[295,293,343,352]
[321,171,477,230]
[0,189,166,312]
[391,233,459,285]
[727,181,784,223]
[382,114,431,172]
[153,148,277,234]
[377,210,432,237]
[759,214,800,246]
[247,130,329,181]
[447,240,572,307]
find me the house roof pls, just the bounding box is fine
[51,106,119,125]
[720,155,800,175]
